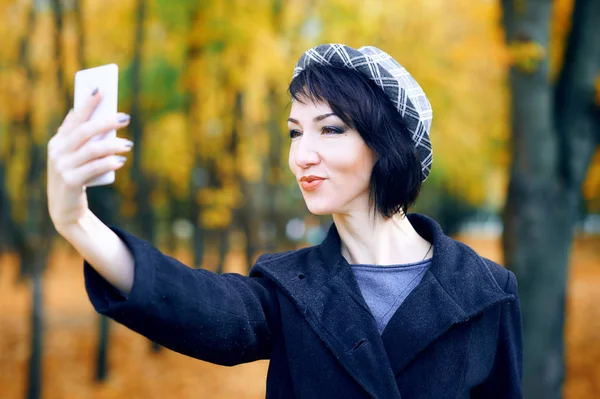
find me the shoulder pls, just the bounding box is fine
[482,257,518,296]
[450,238,518,297]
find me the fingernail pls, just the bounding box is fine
[117,114,131,124]
[116,155,127,164]
[123,139,134,148]
[91,87,98,96]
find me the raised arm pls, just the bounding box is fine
[47,90,279,366]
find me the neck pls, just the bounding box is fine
[332,210,432,265]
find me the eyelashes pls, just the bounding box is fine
[322,126,345,135]
[289,126,346,139]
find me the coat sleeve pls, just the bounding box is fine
[83,225,280,366]
[472,269,523,398]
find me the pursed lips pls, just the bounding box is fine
[299,175,326,191]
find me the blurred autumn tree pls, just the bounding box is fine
[501,0,600,398]
[1,0,599,398]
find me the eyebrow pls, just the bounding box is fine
[287,113,337,125]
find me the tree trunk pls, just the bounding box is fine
[240,207,257,270]
[24,122,51,399]
[188,162,206,270]
[229,92,259,269]
[73,0,86,70]
[183,7,206,270]
[125,0,159,352]
[95,314,110,381]
[501,0,600,397]
[16,7,49,399]
[266,87,281,252]
[191,202,205,268]
[264,1,285,253]
[129,0,154,243]
[166,182,178,255]
[0,158,17,252]
[26,268,43,399]
[49,0,71,108]
[215,228,229,274]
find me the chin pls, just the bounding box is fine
[306,207,332,216]
[304,199,340,216]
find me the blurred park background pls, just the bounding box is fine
[0,0,599,398]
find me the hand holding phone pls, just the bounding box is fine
[73,63,119,187]
[47,62,132,234]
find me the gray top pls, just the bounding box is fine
[351,259,431,334]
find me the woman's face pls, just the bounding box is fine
[288,98,377,216]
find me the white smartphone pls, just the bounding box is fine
[74,63,119,187]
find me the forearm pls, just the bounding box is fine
[60,210,134,295]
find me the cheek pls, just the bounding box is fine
[288,146,296,174]
[328,142,375,184]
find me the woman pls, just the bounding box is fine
[47,44,522,398]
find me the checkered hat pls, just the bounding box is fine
[292,44,433,181]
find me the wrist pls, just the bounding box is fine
[58,209,98,244]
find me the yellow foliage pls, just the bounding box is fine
[197,185,242,210]
[507,41,547,74]
[0,68,29,120]
[201,206,232,229]
[84,0,136,66]
[369,0,510,205]
[550,0,575,81]
[142,112,194,199]
[3,0,596,225]
[237,150,263,183]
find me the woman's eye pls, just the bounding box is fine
[289,126,344,138]
[322,126,345,135]
[289,129,302,138]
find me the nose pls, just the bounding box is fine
[293,135,321,169]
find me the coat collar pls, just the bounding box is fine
[254,213,515,398]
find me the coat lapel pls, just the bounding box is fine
[381,214,515,375]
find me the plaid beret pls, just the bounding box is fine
[292,43,434,181]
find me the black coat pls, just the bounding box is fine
[84,213,522,398]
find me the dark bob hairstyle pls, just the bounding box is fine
[288,63,423,219]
